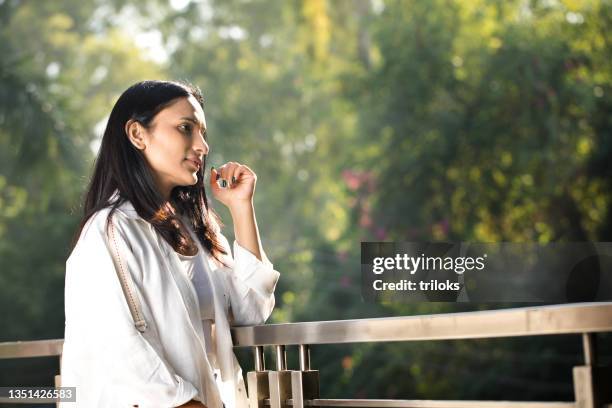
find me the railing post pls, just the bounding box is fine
[582,333,596,366]
[291,345,320,408]
[247,346,270,408]
[275,345,287,371]
[572,333,599,408]
[269,345,291,408]
[575,333,612,408]
[254,345,265,372]
[298,344,310,371]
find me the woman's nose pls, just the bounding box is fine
[194,134,209,155]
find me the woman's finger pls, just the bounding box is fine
[241,164,256,179]
[210,166,220,190]
[223,162,239,188]
[218,162,239,189]
[229,164,246,187]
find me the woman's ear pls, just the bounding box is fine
[125,119,147,151]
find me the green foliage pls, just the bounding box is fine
[354,0,612,243]
[1,0,611,400]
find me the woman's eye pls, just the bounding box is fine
[179,124,192,133]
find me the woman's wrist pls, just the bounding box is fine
[227,198,264,261]
[228,199,254,216]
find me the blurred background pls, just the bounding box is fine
[1,0,611,403]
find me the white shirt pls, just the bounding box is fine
[60,194,280,408]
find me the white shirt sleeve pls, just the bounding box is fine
[216,232,280,326]
[61,211,199,407]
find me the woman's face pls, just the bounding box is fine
[128,95,209,199]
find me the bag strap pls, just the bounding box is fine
[108,215,148,333]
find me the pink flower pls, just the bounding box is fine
[342,170,376,193]
[342,170,361,191]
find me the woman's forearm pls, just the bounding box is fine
[229,200,269,264]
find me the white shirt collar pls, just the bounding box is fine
[109,189,143,221]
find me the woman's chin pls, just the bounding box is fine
[187,173,199,185]
[175,175,198,188]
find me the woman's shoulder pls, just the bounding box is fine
[72,203,138,253]
[84,205,131,235]
[67,207,112,265]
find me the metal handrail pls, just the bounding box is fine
[230,302,612,347]
[0,338,63,359]
[1,302,611,358]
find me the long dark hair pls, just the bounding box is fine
[71,80,228,265]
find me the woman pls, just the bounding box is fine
[60,80,280,408]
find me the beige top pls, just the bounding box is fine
[177,227,218,368]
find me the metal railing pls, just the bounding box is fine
[1,302,611,407]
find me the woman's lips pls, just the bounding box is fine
[186,159,201,169]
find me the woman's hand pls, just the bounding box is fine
[210,162,256,210]
[209,161,268,263]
